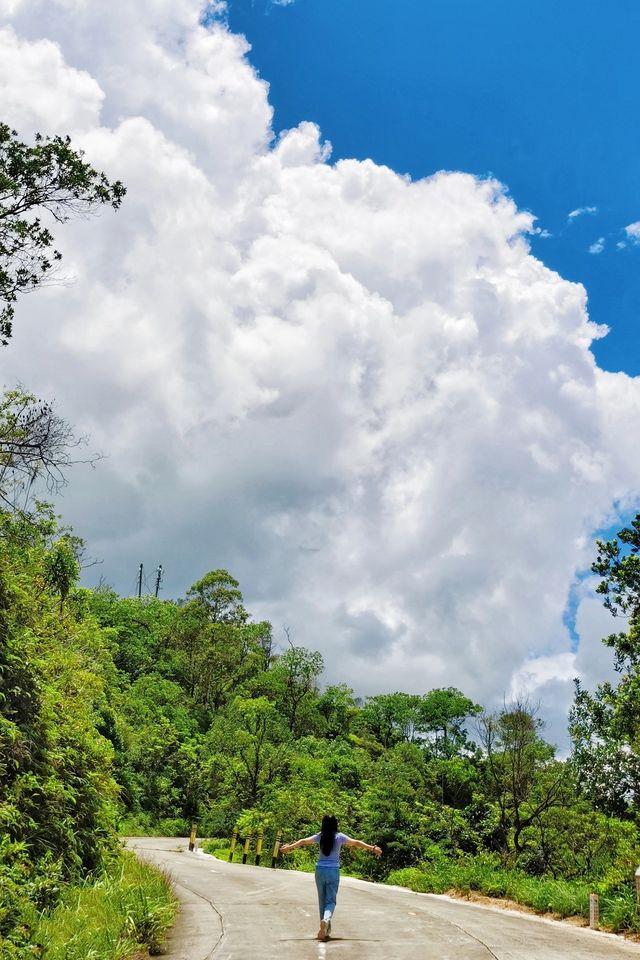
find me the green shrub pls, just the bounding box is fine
[201,837,230,857]
[387,867,434,893]
[117,812,156,837]
[0,838,65,953]
[155,818,190,837]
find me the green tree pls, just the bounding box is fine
[266,644,324,736]
[317,684,358,740]
[417,687,481,759]
[170,572,269,711]
[358,741,430,869]
[357,692,422,748]
[172,604,266,711]
[0,124,125,342]
[186,569,247,624]
[87,590,180,680]
[478,702,566,860]
[570,515,640,817]
[43,534,81,610]
[357,688,480,755]
[0,507,118,880]
[0,388,92,512]
[206,696,289,808]
[519,798,640,881]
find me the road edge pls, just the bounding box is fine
[127,841,224,960]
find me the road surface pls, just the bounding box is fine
[128,838,640,960]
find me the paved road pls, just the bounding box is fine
[128,838,640,960]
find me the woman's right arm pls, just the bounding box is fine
[279,836,317,853]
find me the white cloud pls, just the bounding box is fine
[568,206,598,220]
[625,221,640,243]
[2,2,639,742]
[0,26,103,133]
[588,237,605,255]
[505,574,623,750]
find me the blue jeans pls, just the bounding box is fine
[315,866,340,921]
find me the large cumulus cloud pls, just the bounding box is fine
[1,1,638,741]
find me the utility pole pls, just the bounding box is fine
[154,564,163,598]
[137,563,143,599]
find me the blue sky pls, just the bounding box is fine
[227,0,640,374]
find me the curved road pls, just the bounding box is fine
[128,838,640,960]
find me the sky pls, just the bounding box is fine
[1,0,639,745]
[225,0,640,376]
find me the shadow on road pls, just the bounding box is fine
[279,937,382,943]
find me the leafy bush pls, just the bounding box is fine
[156,818,191,837]
[200,837,224,852]
[387,856,640,931]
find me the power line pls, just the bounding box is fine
[133,562,164,598]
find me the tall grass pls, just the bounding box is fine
[28,851,177,960]
[387,857,640,933]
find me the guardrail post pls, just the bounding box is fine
[635,867,640,905]
[589,893,599,928]
[228,827,238,862]
[242,829,253,864]
[271,831,282,868]
[255,829,264,866]
[189,821,197,852]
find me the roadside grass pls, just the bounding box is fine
[29,851,177,960]
[200,837,230,858]
[386,858,640,933]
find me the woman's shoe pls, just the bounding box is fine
[317,920,329,941]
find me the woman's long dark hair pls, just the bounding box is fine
[320,815,338,856]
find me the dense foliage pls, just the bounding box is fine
[570,517,640,817]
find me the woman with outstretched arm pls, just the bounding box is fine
[279,815,382,941]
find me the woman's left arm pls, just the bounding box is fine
[345,838,382,857]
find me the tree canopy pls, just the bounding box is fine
[0,124,125,342]
[570,517,640,817]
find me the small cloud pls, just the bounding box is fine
[624,221,640,243]
[531,226,552,238]
[617,241,627,250]
[588,237,605,255]
[568,206,598,220]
